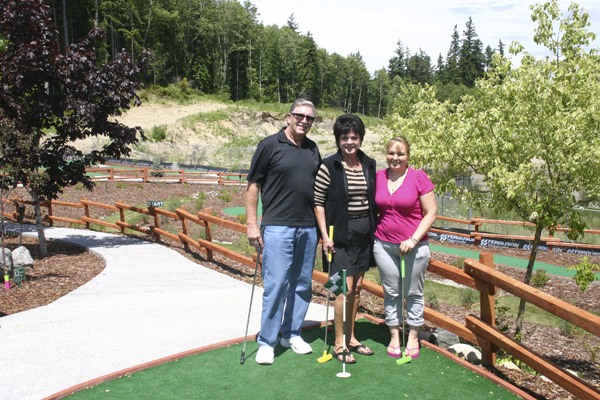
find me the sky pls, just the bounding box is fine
[240,0,600,74]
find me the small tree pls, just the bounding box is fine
[569,256,599,292]
[387,1,600,337]
[0,0,148,255]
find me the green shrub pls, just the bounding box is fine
[150,162,164,177]
[559,320,575,338]
[150,125,167,142]
[219,189,232,203]
[531,269,549,288]
[495,305,511,333]
[569,256,598,291]
[460,289,478,308]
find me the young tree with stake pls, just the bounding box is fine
[0,0,149,255]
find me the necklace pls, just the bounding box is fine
[342,159,361,171]
[387,168,408,194]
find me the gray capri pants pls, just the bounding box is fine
[373,238,430,328]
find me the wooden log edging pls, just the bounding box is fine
[467,315,600,400]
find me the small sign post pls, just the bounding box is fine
[14,267,26,287]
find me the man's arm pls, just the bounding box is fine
[245,181,263,249]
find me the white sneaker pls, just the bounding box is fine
[280,336,312,354]
[255,345,274,365]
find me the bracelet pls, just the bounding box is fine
[410,236,419,244]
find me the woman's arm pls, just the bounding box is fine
[315,205,334,255]
[413,190,437,241]
[399,190,437,254]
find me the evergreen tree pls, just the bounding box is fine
[387,40,408,80]
[444,25,461,84]
[459,17,485,86]
[406,49,433,84]
[287,13,299,32]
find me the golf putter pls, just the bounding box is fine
[396,254,412,365]
[337,268,351,378]
[240,244,261,365]
[317,226,334,364]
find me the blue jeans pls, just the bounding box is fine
[257,225,318,347]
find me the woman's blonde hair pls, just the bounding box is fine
[386,137,410,157]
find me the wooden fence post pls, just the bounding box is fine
[180,205,190,252]
[83,200,91,230]
[477,252,497,368]
[150,206,161,243]
[202,208,213,262]
[118,206,126,234]
[46,200,54,227]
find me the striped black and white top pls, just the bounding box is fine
[314,163,369,215]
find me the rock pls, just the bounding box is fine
[448,343,482,365]
[432,328,460,348]
[12,246,34,269]
[418,330,438,345]
[498,360,520,371]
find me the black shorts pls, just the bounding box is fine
[326,216,372,277]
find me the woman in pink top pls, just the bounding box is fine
[373,137,437,359]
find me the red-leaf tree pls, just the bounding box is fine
[0,0,148,255]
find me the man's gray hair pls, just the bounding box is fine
[289,98,315,114]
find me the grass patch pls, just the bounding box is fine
[182,109,230,127]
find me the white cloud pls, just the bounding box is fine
[242,0,600,74]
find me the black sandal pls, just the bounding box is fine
[349,343,374,356]
[332,347,356,364]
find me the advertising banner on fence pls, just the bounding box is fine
[430,227,600,256]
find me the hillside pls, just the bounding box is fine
[74,99,391,171]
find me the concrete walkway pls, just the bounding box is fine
[0,226,328,400]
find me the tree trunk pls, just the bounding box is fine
[61,0,68,49]
[94,0,99,28]
[514,223,544,339]
[31,190,48,257]
[377,83,383,118]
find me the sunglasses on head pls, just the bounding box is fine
[290,113,315,123]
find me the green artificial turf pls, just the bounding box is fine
[68,321,520,399]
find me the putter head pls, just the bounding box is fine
[317,352,333,363]
[396,355,412,365]
[240,353,246,364]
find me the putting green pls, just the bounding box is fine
[223,197,262,217]
[67,321,522,400]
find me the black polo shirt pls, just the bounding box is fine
[247,129,321,226]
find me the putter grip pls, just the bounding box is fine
[401,256,405,279]
[327,225,334,263]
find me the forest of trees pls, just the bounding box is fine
[49,0,501,117]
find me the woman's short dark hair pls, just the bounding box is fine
[333,114,365,146]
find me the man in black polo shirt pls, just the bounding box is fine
[246,98,321,365]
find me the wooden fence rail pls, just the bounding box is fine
[85,166,246,186]
[1,196,598,398]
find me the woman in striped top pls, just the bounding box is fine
[314,114,377,363]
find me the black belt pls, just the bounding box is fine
[348,212,369,219]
